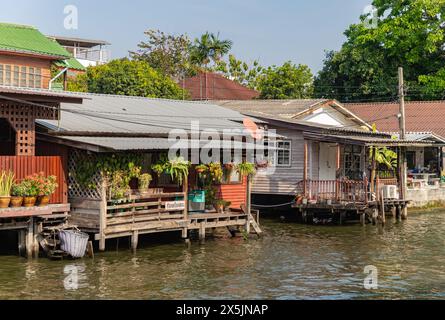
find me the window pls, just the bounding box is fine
[20,66,27,87]
[264,140,292,167]
[34,68,42,88]
[4,65,11,86]
[406,151,416,170]
[29,67,35,88]
[0,65,3,85]
[276,141,291,166]
[13,66,19,86]
[343,145,363,180]
[222,168,241,184]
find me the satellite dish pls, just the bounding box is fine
[243,118,263,140]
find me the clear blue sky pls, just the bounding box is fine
[0,0,370,73]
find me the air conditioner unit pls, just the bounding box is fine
[382,185,399,199]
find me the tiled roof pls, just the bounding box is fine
[344,101,445,138]
[0,22,71,58]
[182,72,259,101]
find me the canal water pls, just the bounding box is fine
[0,211,444,300]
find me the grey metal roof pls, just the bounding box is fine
[58,136,267,151]
[211,99,328,118]
[389,132,445,143]
[37,93,261,135]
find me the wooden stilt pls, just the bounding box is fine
[380,190,386,225]
[99,179,107,252]
[86,241,94,258]
[401,206,408,220]
[372,209,378,225]
[131,231,139,251]
[360,212,366,226]
[26,217,34,258]
[396,205,402,221]
[18,229,26,256]
[199,223,205,242]
[33,221,41,257]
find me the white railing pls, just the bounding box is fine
[63,46,110,64]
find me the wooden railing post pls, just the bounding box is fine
[303,141,308,197]
[99,178,107,252]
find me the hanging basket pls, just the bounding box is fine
[59,229,89,258]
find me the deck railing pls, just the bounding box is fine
[297,179,368,203]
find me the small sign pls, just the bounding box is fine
[165,201,185,211]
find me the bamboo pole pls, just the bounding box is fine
[99,178,107,251]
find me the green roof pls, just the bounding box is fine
[0,22,71,58]
[54,57,87,71]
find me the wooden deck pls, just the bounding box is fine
[0,204,70,219]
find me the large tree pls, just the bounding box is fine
[256,62,314,99]
[129,29,195,80]
[69,59,187,99]
[214,54,264,88]
[314,0,445,101]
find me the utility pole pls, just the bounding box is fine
[398,67,408,219]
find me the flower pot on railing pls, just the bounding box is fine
[38,195,50,207]
[10,196,23,208]
[0,196,11,209]
[23,196,37,207]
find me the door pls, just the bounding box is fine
[319,143,337,180]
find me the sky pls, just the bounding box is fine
[0,0,371,73]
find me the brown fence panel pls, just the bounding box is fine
[0,156,66,204]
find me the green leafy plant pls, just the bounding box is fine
[236,162,256,177]
[0,171,14,197]
[41,175,58,196]
[208,163,223,183]
[11,183,26,197]
[195,164,208,174]
[20,174,41,197]
[108,170,131,200]
[138,173,152,190]
[151,156,191,186]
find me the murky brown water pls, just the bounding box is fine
[0,211,444,300]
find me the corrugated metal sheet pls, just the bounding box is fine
[57,136,269,151]
[212,99,328,118]
[37,93,260,135]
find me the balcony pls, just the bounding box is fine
[63,46,110,67]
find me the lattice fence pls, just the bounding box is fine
[68,148,102,199]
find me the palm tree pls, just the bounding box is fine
[190,32,233,69]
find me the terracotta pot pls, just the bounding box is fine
[23,196,37,207]
[38,195,50,207]
[196,168,205,174]
[214,203,223,213]
[0,196,11,209]
[10,196,23,208]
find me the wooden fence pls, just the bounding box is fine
[0,156,67,204]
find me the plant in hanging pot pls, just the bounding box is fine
[10,183,25,208]
[208,163,223,183]
[236,162,256,178]
[0,171,14,209]
[138,173,152,193]
[38,175,58,206]
[195,164,208,174]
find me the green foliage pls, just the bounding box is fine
[0,171,14,197]
[71,59,188,99]
[129,29,196,80]
[190,32,233,68]
[67,73,88,92]
[236,162,256,177]
[138,173,152,190]
[151,156,191,186]
[315,0,445,101]
[214,54,263,88]
[256,62,314,99]
[11,183,26,197]
[369,124,397,169]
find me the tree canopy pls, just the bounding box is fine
[314,0,445,101]
[256,62,314,99]
[69,59,187,99]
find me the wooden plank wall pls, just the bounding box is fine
[0,156,67,204]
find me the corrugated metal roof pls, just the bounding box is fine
[37,93,262,135]
[0,23,71,58]
[54,57,86,71]
[0,85,87,100]
[212,99,328,118]
[57,136,267,151]
[344,101,445,138]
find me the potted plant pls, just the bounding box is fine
[0,171,14,209]
[213,199,226,213]
[236,162,256,178]
[10,183,25,208]
[152,157,191,186]
[38,175,58,206]
[21,174,40,207]
[195,164,208,174]
[208,163,223,183]
[138,173,152,193]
